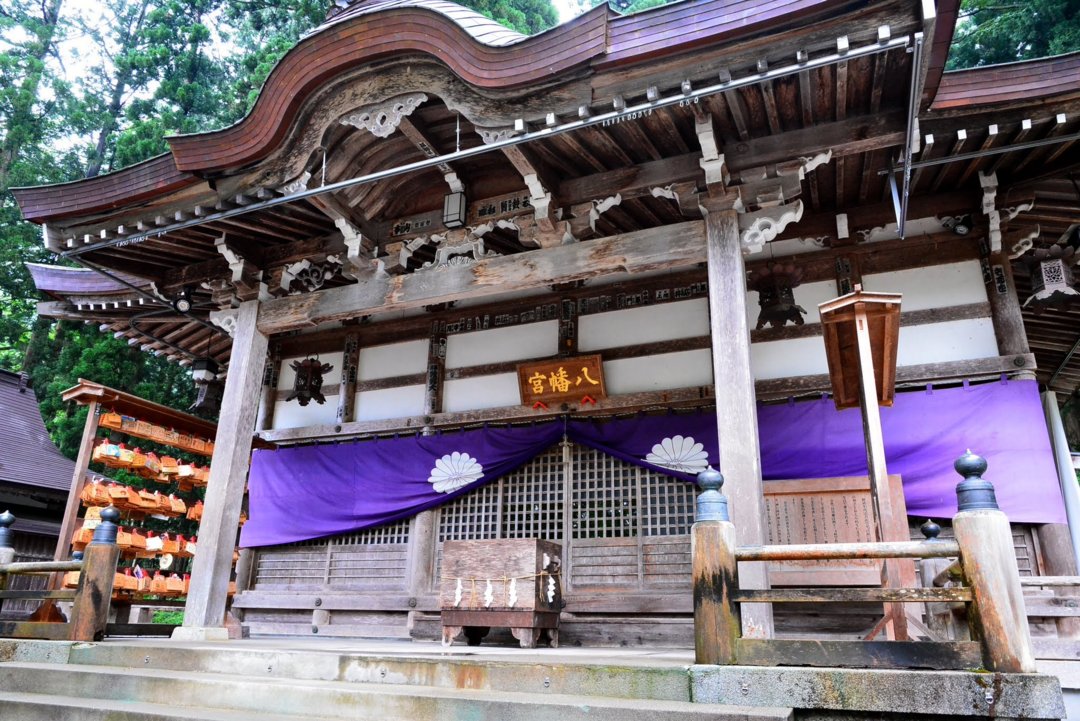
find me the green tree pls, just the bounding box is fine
[947,0,1080,69]
[460,0,558,34]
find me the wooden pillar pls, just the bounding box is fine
[406,320,446,630]
[983,250,1030,360]
[177,300,268,638]
[255,346,280,432]
[985,252,1078,632]
[336,332,360,425]
[701,201,772,638]
[853,302,908,640]
[54,401,100,562]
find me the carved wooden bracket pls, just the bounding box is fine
[340,93,428,138]
[279,258,344,294]
[650,182,701,218]
[209,308,238,338]
[569,194,622,237]
[738,200,805,254]
[214,236,269,304]
[980,171,1035,253]
[1006,225,1041,260]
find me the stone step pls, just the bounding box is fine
[63,641,693,701]
[0,662,793,721]
[0,691,340,721]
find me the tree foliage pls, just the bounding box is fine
[0,0,560,453]
[947,0,1080,69]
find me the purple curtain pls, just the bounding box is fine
[241,379,1063,547]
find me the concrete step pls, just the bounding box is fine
[0,662,793,721]
[64,641,693,701]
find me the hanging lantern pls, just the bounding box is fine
[287,358,334,406]
[748,261,807,329]
[1021,228,1080,313]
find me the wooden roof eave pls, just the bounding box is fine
[62,378,219,438]
[164,5,609,174]
[929,52,1080,117]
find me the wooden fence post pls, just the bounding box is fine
[68,506,121,642]
[692,468,740,665]
[0,511,15,616]
[951,451,1036,672]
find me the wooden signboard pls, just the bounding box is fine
[517,354,606,406]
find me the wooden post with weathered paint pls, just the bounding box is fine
[951,451,1036,672]
[701,199,772,638]
[68,506,120,642]
[179,300,268,638]
[692,468,740,665]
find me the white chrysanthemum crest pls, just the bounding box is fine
[645,435,710,474]
[427,451,484,493]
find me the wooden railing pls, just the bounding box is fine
[0,507,121,642]
[692,452,1036,672]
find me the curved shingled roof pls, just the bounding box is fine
[319,0,529,46]
[26,263,149,296]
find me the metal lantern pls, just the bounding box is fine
[442,191,467,228]
[1022,230,1079,312]
[286,357,334,406]
[748,261,807,329]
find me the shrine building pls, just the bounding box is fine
[13,0,1080,645]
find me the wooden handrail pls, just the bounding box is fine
[0,560,82,575]
[734,540,960,562]
[1019,576,1080,587]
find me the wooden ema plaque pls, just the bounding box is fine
[440,538,562,648]
[517,354,606,407]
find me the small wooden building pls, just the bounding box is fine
[13,0,1080,643]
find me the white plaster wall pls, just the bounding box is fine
[751,337,830,380]
[355,385,427,422]
[745,279,838,328]
[443,373,521,412]
[445,321,558,369]
[602,349,712,395]
[862,260,986,311]
[272,351,345,429]
[357,340,428,381]
[272,397,338,430]
[896,317,999,365]
[276,351,344,390]
[579,299,709,352]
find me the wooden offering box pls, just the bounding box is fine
[440,538,562,648]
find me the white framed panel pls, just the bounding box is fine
[443,373,521,412]
[358,340,428,381]
[579,300,709,352]
[896,318,998,365]
[745,279,838,328]
[863,260,986,312]
[355,385,427,422]
[272,398,338,430]
[602,349,712,395]
[445,321,558,369]
[276,351,344,391]
[751,337,830,380]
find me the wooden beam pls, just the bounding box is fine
[257,221,708,334]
